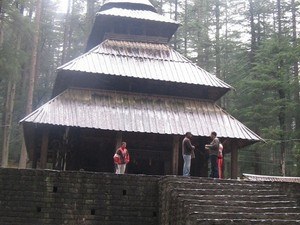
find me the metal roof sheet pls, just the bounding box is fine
[21,88,261,141]
[97,8,179,24]
[102,0,156,12]
[243,174,300,183]
[58,40,232,89]
[104,0,154,6]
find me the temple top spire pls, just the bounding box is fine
[101,0,157,12]
[86,0,179,51]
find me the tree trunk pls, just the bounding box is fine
[173,0,178,50]
[222,0,229,109]
[248,0,262,174]
[61,0,72,64]
[183,0,187,56]
[278,89,286,176]
[1,82,16,167]
[292,0,300,132]
[19,0,43,168]
[85,0,95,46]
[66,0,75,61]
[203,1,210,71]
[276,0,286,176]
[2,0,22,167]
[249,0,256,65]
[215,0,220,79]
[0,0,3,46]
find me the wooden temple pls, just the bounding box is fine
[20,0,262,178]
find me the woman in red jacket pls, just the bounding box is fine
[218,143,224,179]
[113,142,130,174]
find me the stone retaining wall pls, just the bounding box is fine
[0,169,159,225]
[0,169,299,225]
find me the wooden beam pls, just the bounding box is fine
[231,144,238,179]
[115,132,123,151]
[32,145,37,169]
[40,128,49,169]
[172,135,179,175]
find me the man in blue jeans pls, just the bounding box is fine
[182,132,195,176]
[205,131,220,178]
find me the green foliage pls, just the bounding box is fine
[0,43,21,81]
[0,0,299,175]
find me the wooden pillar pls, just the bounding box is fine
[172,135,180,175]
[231,144,238,179]
[40,128,49,169]
[32,143,37,169]
[115,132,123,152]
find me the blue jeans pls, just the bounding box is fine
[183,154,191,176]
[210,155,219,178]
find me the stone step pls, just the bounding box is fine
[161,182,280,191]
[160,177,300,225]
[161,176,281,186]
[177,194,292,202]
[181,198,298,207]
[189,212,300,220]
[173,188,282,195]
[195,218,300,225]
[185,204,300,213]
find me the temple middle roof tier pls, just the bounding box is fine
[55,39,232,100]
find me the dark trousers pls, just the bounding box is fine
[210,155,219,178]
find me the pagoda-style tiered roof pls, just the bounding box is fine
[86,0,179,51]
[97,7,178,24]
[54,40,231,100]
[20,0,262,176]
[21,88,260,148]
[59,40,229,88]
[101,0,156,11]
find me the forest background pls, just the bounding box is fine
[0,0,299,177]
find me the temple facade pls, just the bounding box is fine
[20,0,262,178]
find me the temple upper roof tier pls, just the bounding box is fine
[86,0,179,51]
[101,0,157,12]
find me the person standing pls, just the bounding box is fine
[182,132,195,176]
[217,143,224,179]
[114,142,130,174]
[205,131,220,178]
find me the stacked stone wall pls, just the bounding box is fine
[1,169,300,225]
[0,169,159,225]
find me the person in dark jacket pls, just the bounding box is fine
[182,132,195,176]
[205,131,220,178]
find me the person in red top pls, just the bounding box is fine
[218,143,224,179]
[113,142,130,174]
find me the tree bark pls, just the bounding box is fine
[173,0,178,50]
[19,0,43,168]
[249,0,256,65]
[0,0,3,46]
[183,0,187,56]
[292,0,300,132]
[85,0,95,46]
[61,0,72,64]
[276,0,286,176]
[1,82,16,167]
[215,0,220,79]
[1,0,22,167]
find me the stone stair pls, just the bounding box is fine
[159,176,300,225]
